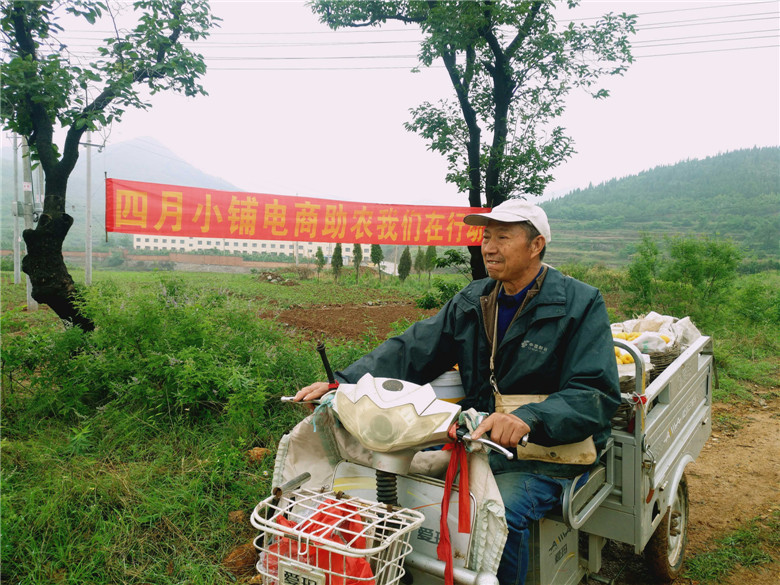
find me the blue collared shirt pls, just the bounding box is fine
[496,267,544,345]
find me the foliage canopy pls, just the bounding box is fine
[312,0,635,207]
[0,0,219,327]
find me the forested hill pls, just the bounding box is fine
[540,147,779,265]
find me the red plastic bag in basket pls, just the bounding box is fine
[265,499,375,585]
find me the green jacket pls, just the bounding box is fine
[336,266,620,477]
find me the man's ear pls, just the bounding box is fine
[531,235,545,256]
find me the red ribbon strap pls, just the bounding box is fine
[437,442,471,585]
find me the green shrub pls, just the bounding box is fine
[622,234,741,328]
[106,251,125,267]
[0,255,15,271]
[416,290,440,309]
[415,278,462,309]
[731,274,780,324]
[558,262,624,293]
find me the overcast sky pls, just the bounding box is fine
[12,1,780,206]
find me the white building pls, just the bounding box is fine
[132,235,367,263]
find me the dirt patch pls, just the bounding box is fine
[271,302,437,341]
[687,403,780,553]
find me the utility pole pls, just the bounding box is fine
[12,133,21,284]
[20,137,39,311]
[85,131,93,285]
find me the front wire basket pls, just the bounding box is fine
[251,488,425,585]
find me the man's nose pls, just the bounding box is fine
[482,239,496,254]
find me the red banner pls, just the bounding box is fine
[105,178,484,246]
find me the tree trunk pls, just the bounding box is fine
[439,49,487,281]
[468,246,485,280]
[21,211,95,331]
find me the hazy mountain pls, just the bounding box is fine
[2,137,243,251]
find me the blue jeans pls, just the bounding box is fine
[493,472,586,585]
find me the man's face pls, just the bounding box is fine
[481,221,544,293]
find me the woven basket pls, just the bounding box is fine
[611,402,633,430]
[647,341,681,381]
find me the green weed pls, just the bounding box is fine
[683,512,778,582]
[713,412,745,434]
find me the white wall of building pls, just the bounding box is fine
[132,235,367,263]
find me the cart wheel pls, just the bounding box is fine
[645,473,689,582]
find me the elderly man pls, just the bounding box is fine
[296,199,620,585]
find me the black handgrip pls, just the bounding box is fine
[316,341,336,385]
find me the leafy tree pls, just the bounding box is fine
[663,236,741,310]
[435,248,472,282]
[331,243,344,282]
[625,235,660,308]
[398,246,412,282]
[424,246,437,284]
[370,243,384,280]
[623,235,742,328]
[312,0,635,278]
[1,0,218,329]
[414,246,426,280]
[352,242,363,284]
[315,246,326,281]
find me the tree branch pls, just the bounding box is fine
[506,1,543,57]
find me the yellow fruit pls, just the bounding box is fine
[616,357,622,366]
[614,347,621,356]
[628,332,641,341]
[660,334,670,343]
[616,332,628,340]
[622,354,634,364]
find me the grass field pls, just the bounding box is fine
[1,265,777,584]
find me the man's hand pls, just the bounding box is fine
[293,381,331,403]
[470,412,531,449]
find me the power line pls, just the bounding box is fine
[619,0,776,18]
[631,28,779,45]
[64,17,779,54]
[556,0,778,23]
[634,43,779,58]
[635,34,778,49]
[63,1,778,34]
[638,12,779,31]
[193,54,421,62]
[209,65,426,71]
[69,31,779,63]
[204,42,779,71]
[197,25,780,49]
[202,34,778,61]
[50,3,780,70]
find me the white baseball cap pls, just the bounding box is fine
[463,199,551,243]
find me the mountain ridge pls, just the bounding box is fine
[540,146,779,264]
